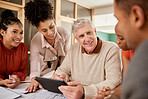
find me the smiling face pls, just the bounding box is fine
[115,24,128,50]
[1,23,23,49]
[114,1,134,49]
[75,22,97,54]
[37,19,56,40]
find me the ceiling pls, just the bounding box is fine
[72,0,113,8]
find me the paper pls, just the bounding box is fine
[0,86,21,99]
[21,76,31,83]
[24,89,66,99]
[0,83,66,99]
[7,83,29,94]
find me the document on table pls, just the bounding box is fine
[0,79,66,99]
[25,89,66,99]
[7,83,29,94]
[21,76,31,83]
[0,86,21,99]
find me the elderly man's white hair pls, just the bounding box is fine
[72,19,95,38]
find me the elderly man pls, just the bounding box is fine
[52,19,121,99]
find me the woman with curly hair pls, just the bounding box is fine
[25,0,70,92]
[0,10,28,88]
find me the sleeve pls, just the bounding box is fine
[60,28,71,64]
[122,40,148,99]
[83,45,122,98]
[55,48,72,82]
[12,43,28,81]
[0,75,4,80]
[29,36,40,79]
[122,50,130,60]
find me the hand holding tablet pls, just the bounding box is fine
[35,77,67,94]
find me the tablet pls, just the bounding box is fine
[35,77,67,94]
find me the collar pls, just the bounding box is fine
[82,37,102,54]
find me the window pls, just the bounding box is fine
[95,13,117,33]
[2,0,22,5]
[0,8,17,21]
[61,0,74,18]
[77,5,91,20]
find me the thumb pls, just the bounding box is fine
[59,74,66,80]
[67,81,81,86]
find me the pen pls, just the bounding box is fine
[9,75,16,83]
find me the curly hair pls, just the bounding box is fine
[25,0,53,27]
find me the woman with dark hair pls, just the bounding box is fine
[25,0,70,92]
[0,10,28,88]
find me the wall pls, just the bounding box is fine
[97,31,117,43]
[94,5,113,15]
[109,33,117,43]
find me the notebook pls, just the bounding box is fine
[0,86,21,99]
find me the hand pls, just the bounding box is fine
[25,77,42,92]
[93,87,114,99]
[59,81,84,99]
[3,75,20,88]
[3,79,19,89]
[92,93,104,99]
[102,86,114,99]
[9,75,20,85]
[51,74,66,81]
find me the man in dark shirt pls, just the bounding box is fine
[113,0,148,99]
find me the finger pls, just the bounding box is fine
[63,92,73,99]
[104,90,111,96]
[59,86,75,92]
[59,87,73,99]
[59,74,66,79]
[52,74,64,80]
[97,90,105,98]
[104,94,112,99]
[26,86,31,92]
[67,81,81,86]
[5,79,14,85]
[28,84,34,92]
[93,94,104,99]
[98,90,103,94]
[97,94,104,99]
[25,83,33,91]
[9,75,17,83]
[60,85,76,92]
[33,85,38,92]
[39,84,43,88]
[29,86,34,92]
[11,75,19,80]
[6,83,16,88]
[104,90,114,96]
[103,86,110,92]
[25,86,29,91]
[110,91,115,94]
